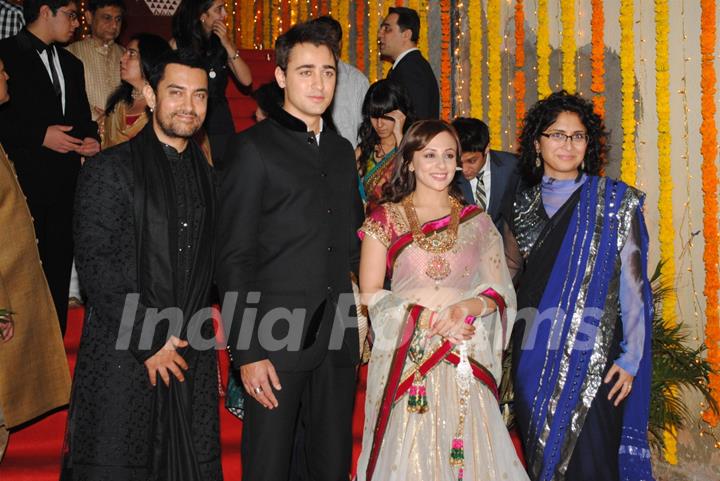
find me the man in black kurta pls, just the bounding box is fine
[215,21,363,481]
[61,50,221,481]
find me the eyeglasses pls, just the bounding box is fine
[57,9,79,21]
[540,132,589,145]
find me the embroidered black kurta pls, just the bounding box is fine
[61,124,221,481]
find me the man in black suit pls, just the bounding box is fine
[379,6,439,119]
[452,117,520,229]
[216,20,363,481]
[0,0,99,335]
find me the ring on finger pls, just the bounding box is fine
[253,386,263,394]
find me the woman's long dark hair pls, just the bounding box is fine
[517,90,609,186]
[381,119,465,204]
[172,0,225,60]
[105,34,171,114]
[357,79,416,176]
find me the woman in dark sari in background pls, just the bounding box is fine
[505,91,654,481]
[356,79,414,212]
[172,0,252,163]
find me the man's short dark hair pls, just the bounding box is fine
[87,0,126,13]
[275,20,339,71]
[312,15,342,45]
[24,0,74,24]
[147,49,207,92]
[452,117,490,153]
[389,7,420,43]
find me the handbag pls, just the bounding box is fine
[224,348,245,419]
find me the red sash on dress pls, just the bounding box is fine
[365,287,507,481]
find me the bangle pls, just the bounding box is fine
[230,50,240,61]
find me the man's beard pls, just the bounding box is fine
[156,109,202,139]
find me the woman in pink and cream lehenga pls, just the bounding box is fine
[356,120,528,481]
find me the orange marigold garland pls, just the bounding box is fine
[339,1,349,62]
[618,0,636,185]
[255,0,263,47]
[536,0,550,99]
[487,0,501,149]
[291,0,298,25]
[701,0,720,428]
[514,0,525,137]
[469,0,483,120]
[383,0,395,78]
[654,0,679,464]
[440,0,452,119]
[263,0,271,47]
[590,0,605,116]
[356,0,365,73]
[281,0,290,34]
[560,0,576,92]
[368,0,380,82]
[418,0,429,59]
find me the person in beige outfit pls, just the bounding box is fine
[0,56,71,463]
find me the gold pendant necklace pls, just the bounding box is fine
[402,195,461,281]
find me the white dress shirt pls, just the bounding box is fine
[37,45,67,114]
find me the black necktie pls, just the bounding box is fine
[41,45,62,98]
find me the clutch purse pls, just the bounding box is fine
[224,349,245,419]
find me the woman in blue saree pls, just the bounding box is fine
[505,91,654,481]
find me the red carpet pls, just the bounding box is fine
[0,307,367,480]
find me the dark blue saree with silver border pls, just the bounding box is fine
[508,175,654,481]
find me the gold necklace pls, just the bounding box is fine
[402,195,461,281]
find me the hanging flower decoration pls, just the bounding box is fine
[356,1,365,73]
[654,0,678,464]
[700,0,720,430]
[440,0,452,119]
[339,1,350,62]
[487,0,501,149]
[368,0,380,82]
[536,0,551,99]
[419,0,429,60]
[469,0,483,120]
[590,0,605,116]
[291,0,298,25]
[255,0,263,47]
[619,0,636,185]
[514,0,525,137]
[560,0,576,92]
[281,0,290,35]
[383,0,395,78]
[263,0,271,47]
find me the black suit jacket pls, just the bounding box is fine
[387,49,440,119]
[456,149,520,229]
[0,30,97,204]
[215,109,364,371]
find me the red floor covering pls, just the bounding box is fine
[0,307,367,480]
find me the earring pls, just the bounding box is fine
[149,106,154,113]
[535,152,541,168]
[581,160,585,170]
